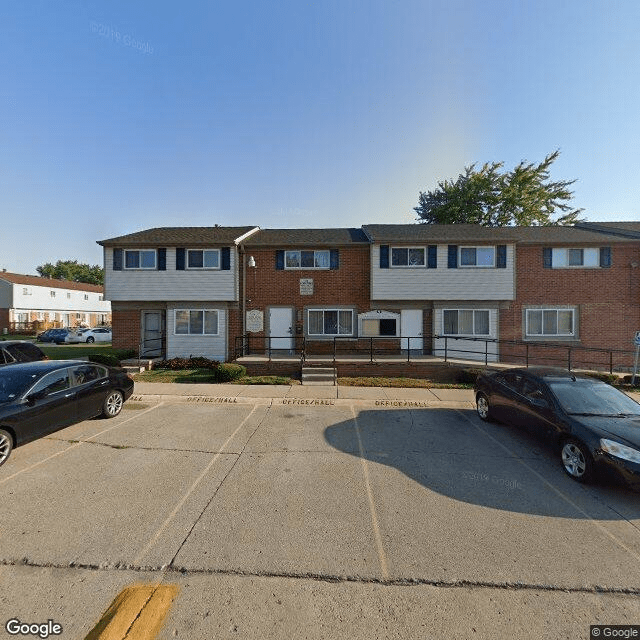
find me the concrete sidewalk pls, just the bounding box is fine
[131,380,477,405]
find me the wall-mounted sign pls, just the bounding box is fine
[246,309,264,332]
[300,278,314,295]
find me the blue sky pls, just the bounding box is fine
[2,0,639,274]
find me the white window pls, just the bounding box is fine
[67,292,71,299]
[443,310,490,335]
[308,309,353,336]
[526,309,575,337]
[285,250,330,269]
[84,294,89,300]
[22,287,31,295]
[174,310,219,335]
[98,295,103,301]
[460,247,495,267]
[187,249,220,269]
[50,290,56,298]
[124,249,156,269]
[551,248,599,268]
[391,247,425,267]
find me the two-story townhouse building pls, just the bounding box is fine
[362,224,518,362]
[240,228,371,355]
[97,226,259,359]
[0,271,110,333]
[499,225,640,368]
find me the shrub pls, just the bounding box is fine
[455,368,483,384]
[154,357,220,371]
[152,358,246,382]
[88,353,122,367]
[113,349,137,360]
[584,371,619,385]
[213,363,246,382]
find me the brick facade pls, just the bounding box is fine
[111,308,141,352]
[500,244,640,369]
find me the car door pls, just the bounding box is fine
[489,372,526,423]
[510,376,557,437]
[71,364,111,420]
[14,368,77,444]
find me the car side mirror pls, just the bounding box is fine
[530,397,548,408]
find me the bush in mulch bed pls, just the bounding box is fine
[153,357,246,382]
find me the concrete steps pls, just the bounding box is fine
[301,366,337,386]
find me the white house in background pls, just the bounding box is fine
[362,224,518,362]
[0,271,111,333]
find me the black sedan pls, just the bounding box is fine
[0,360,134,467]
[474,367,640,488]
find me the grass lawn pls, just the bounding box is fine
[134,369,299,385]
[39,344,134,360]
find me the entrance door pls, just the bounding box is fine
[269,307,294,351]
[401,309,423,352]
[142,311,165,357]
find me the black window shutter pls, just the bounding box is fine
[221,247,231,270]
[496,245,507,268]
[330,249,339,270]
[176,248,185,270]
[543,247,552,268]
[113,248,123,271]
[275,250,284,270]
[380,245,389,268]
[599,246,612,268]
[427,245,437,269]
[157,248,166,270]
[447,245,458,269]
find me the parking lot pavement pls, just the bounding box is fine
[1,389,639,639]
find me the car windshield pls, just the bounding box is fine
[0,370,42,403]
[548,380,640,416]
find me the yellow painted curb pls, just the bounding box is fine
[85,584,179,640]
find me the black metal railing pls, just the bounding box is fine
[139,336,166,362]
[235,334,637,374]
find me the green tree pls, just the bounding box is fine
[414,150,585,226]
[36,260,104,286]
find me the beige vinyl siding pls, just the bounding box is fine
[370,245,515,301]
[104,247,238,301]
[166,303,227,361]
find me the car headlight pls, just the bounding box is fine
[600,439,640,464]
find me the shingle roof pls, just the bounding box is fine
[362,224,639,244]
[576,221,640,238]
[97,226,259,247]
[0,272,103,293]
[244,228,369,246]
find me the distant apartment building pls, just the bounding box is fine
[0,271,111,333]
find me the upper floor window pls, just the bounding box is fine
[84,294,89,300]
[187,249,220,269]
[22,287,31,295]
[50,290,56,298]
[67,292,71,299]
[391,247,425,267]
[125,249,156,269]
[285,250,330,269]
[98,295,103,301]
[550,248,599,268]
[460,246,495,268]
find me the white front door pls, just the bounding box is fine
[269,307,294,350]
[401,309,423,352]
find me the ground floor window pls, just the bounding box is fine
[174,310,219,335]
[308,309,353,336]
[443,309,490,336]
[525,308,575,337]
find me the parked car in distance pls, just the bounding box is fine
[65,327,112,344]
[0,360,134,467]
[0,341,48,366]
[474,367,640,489]
[36,328,61,343]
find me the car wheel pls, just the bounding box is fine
[102,390,124,418]
[0,429,13,467]
[86,336,95,343]
[476,393,492,421]
[561,438,594,483]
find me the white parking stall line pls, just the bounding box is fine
[0,403,164,487]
